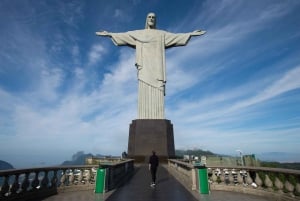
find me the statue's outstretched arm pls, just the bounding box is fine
[95,31,135,47]
[95,31,111,37]
[190,30,206,36]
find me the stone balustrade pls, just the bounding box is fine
[168,159,300,201]
[100,159,135,191]
[0,159,134,201]
[167,159,197,191]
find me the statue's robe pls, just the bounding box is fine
[110,29,192,119]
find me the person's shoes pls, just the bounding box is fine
[150,182,155,187]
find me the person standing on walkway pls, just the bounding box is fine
[149,151,159,187]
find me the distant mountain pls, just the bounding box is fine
[0,160,14,170]
[62,152,93,165]
[256,152,300,163]
[175,149,216,157]
[260,161,300,170]
[61,151,105,165]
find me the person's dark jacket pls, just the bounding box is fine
[149,154,159,168]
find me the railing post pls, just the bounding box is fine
[191,167,197,190]
[1,175,10,197]
[41,171,49,189]
[21,173,30,192]
[51,170,58,188]
[11,174,20,195]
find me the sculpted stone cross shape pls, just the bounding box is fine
[96,13,206,119]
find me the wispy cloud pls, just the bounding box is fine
[1,0,300,167]
[0,47,137,157]
[57,1,84,28]
[88,44,106,66]
[114,9,124,18]
[31,67,64,103]
[166,61,300,156]
[229,66,300,111]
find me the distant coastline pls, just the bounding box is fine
[0,160,14,170]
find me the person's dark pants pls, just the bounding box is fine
[151,167,157,183]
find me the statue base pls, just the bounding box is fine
[128,119,175,163]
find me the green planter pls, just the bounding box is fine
[95,168,106,193]
[198,166,209,194]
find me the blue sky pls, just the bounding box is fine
[0,0,300,168]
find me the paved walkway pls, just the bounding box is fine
[106,165,198,201]
[42,165,273,201]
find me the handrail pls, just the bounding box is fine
[168,159,300,200]
[168,159,300,175]
[0,165,97,176]
[206,165,300,175]
[0,159,135,201]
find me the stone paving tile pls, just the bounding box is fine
[42,165,273,201]
[105,165,198,201]
[197,191,273,201]
[42,190,273,201]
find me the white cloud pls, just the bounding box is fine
[57,1,84,28]
[34,67,64,102]
[166,65,300,138]
[88,44,106,66]
[1,1,300,167]
[174,123,300,155]
[0,48,138,167]
[229,66,300,112]
[114,9,123,18]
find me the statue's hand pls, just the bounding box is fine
[95,31,110,36]
[191,30,206,36]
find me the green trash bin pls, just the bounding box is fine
[198,166,209,194]
[95,168,106,193]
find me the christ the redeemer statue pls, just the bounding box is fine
[96,13,205,119]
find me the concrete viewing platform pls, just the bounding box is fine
[41,165,273,201]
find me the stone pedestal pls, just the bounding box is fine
[128,119,175,162]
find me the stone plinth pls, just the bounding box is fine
[128,119,175,162]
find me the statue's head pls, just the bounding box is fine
[145,12,156,29]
